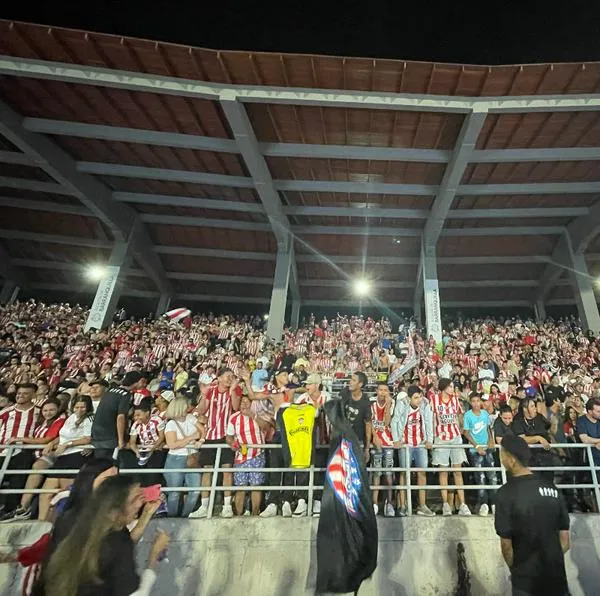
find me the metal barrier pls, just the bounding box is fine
[0,442,597,519]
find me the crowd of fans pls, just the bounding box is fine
[0,299,599,523]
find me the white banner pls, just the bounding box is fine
[424,278,443,345]
[84,266,121,331]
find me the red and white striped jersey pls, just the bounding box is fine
[226,411,264,463]
[430,392,463,441]
[130,417,165,448]
[218,327,230,340]
[371,402,394,447]
[245,339,259,356]
[0,405,39,455]
[33,416,66,458]
[204,383,242,440]
[404,407,425,447]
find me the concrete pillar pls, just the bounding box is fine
[84,241,135,331]
[266,245,293,342]
[290,299,301,330]
[534,300,546,324]
[0,281,19,304]
[155,292,172,318]
[570,252,600,334]
[422,249,443,348]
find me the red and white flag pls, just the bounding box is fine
[164,307,191,323]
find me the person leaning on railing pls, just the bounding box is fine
[163,397,204,518]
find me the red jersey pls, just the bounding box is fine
[0,405,39,455]
[130,417,165,448]
[33,416,66,458]
[226,411,264,463]
[133,388,151,406]
[371,402,394,447]
[404,406,425,447]
[430,392,462,441]
[204,383,242,440]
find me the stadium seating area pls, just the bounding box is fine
[0,299,599,520]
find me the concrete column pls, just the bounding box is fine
[422,249,443,348]
[266,245,293,342]
[534,300,546,324]
[155,292,172,318]
[570,252,600,334]
[290,299,301,330]
[0,281,19,304]
[84,241,135,332]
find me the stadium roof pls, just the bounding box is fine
[0,20,599,311]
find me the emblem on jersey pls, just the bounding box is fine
[326,438,362,519]
[298,416,305,424]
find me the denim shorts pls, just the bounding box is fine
[398,446,428,470]
[370,447,394,478]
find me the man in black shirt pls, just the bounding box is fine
[92,371,143,460]
[493,405,514,445]
[544,375,566,404]
[495,434,570,596]
[340,371,372,462]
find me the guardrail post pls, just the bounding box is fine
[307,464,315,516]
[207,446,222,520]
[406,446,413,516]
[498,445,507,485]
[0,446,14,491]
[585,444,600,513]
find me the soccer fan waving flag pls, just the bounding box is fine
[316,399,378,594]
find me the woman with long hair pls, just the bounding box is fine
[1,398,66,521]
[37,395,94,520]
[43,475,169,596]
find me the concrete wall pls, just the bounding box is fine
[0,515,599,595]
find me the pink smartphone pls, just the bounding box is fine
[142,484,161,502]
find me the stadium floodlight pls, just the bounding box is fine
[353,278,371,297]
[86,264,107,282]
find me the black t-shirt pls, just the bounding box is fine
[91,387,132,449]
[495,474,570,595]
[340,388,372,443]
[493,417,513,441]
[77,529,139,596]
[511,414,551,442]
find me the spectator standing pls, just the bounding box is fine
[463,392,497,516]
[0,383,39,516]
[495,434,570,596]
[88,379,106,412]
[576,398,600,486]
[164,397,203,518]
[493,405,514,445]
[251,361,269,392]
[92,372,144,460]
[370,382,395,517]
[191,368,241,519]
[430,378,471,516]
[226,395,265,516]
[340,372,372,463]
[391,386,435,517]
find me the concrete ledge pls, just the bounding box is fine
[0,516,598,595]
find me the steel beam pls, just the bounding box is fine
[154,246,274,260]
[459,182,600,195]
[0,175,73,195]
[0,150,32,166]
[22,119,600,164]
[0,100,171,294]
[0,229,111,248]
[2,56,600,114]
[0,196,90,216]
[140,214,271,232]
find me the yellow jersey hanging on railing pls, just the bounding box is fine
[277,403,316,469]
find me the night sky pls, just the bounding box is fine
[1,1,600,65]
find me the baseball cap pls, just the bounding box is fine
[89,379,108,388]
[305,373,322,385]
[122,371,143,387]
[501,433,531,466]
[159,390,175,403]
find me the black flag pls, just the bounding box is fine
[316,399,378,594]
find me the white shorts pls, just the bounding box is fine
[432,436,468,467]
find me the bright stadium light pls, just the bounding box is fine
[353,278,371,297]
[263,314,269,320]
[86,264,107,282]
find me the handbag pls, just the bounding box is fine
[174,420,199,468]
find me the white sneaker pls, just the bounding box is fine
[293,499,307,517]
[373,503,379,516]
[442,502,452,516]
[491,504,496,515]
[220,504,234,518]
[282,501,292,517]
[260,503,278,518]
[384,501,395,517]
[416,504,436,517]
[458,503,472,516]
[189,503,209,519]
[312,500,321,516]
[243,510,251,516]
[478,504,489,517]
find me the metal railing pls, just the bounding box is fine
[0,442,597,519]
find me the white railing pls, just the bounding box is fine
[0,442,597,518]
